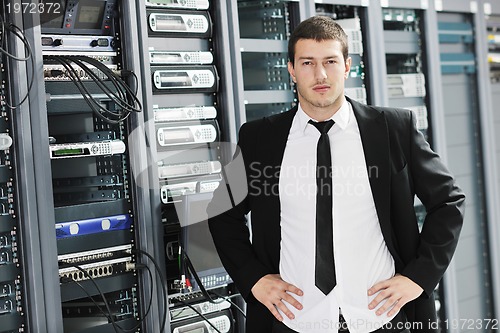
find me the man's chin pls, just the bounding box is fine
[311,101,335,108]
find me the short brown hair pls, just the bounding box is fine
[288,16,348,65]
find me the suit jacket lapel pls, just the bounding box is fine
[348,98,401,264]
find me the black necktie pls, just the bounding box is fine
[309,119,336,295]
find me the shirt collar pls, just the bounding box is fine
[297,97,350,134]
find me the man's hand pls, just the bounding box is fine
[368,274,423,317]
[251,274,303,321]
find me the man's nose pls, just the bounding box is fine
[315,65,327,80]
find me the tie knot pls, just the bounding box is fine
[309,119,334,134]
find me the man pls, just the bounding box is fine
[208,16,465,333]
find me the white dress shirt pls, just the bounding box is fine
[278,99,396,333]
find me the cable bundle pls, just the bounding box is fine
[60,247,245,332]
[174,247,246,333]
[61,249,166,333]
[0,15,34,109]
[46,55,142,124]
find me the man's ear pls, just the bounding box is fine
[288,61,296,83]
[344,56,352,79]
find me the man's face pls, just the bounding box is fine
[288,39,351,119]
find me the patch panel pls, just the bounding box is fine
[43,64,119,81]
[59,256,133,282]
[58,244,133,264]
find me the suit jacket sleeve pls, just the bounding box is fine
[401,111,466,296]
[207,121,271,301]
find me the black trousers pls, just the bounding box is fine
[272,311,410,333]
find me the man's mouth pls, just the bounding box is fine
[313,85,330,93]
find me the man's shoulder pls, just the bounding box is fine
[362,103,413,121]
[380,106,413,119]
[349,96,413,122]
[240,107,298,134]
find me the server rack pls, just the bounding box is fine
[235,0,300,124]
[8,0,159,331]
[378,0,450,324]
[382,7,430,138]
[437,7,494,331]
[134,0,243,332]
[20,5,65,333]
[482,0,500,324]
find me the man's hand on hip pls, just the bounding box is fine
[251,274,304,321]
[367,274,424,317]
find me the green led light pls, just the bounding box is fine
[53,148,84,156]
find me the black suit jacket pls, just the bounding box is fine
[208,97,465,332]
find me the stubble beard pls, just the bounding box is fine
[298,89,337,111]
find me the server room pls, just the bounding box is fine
[0,0,499,332]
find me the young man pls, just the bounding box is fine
[208,16,465,333]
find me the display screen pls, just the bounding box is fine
[161,128,193,143]
[155,0,177,4]
[155,15,186,31]
[151,52,183,63]
[170,307,197,320]
[182,194,227,287]
[74,0,105,29]
[159,72,191,87]
[185,220,224,275]
[52,148,85,157]
[186,328,204,333]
